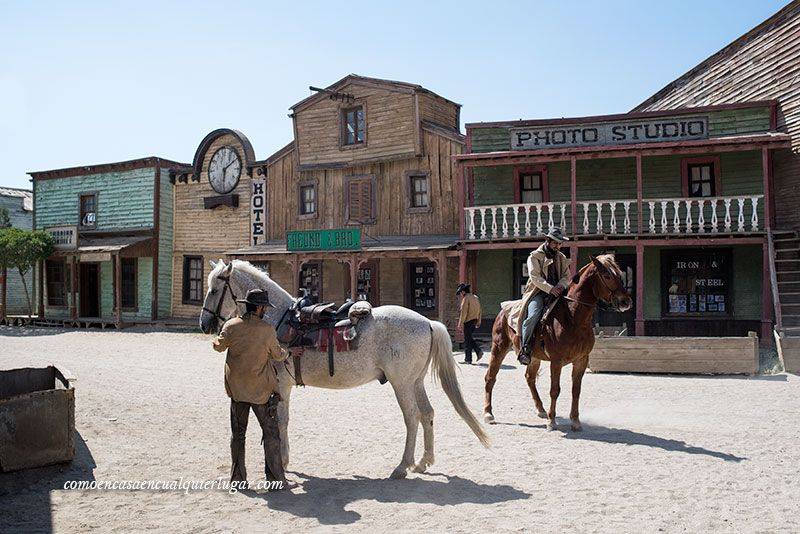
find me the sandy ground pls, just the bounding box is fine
[0,326,799,533]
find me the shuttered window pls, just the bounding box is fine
[46,259,66,307]
[182,256,203,305]
[346,175,376,224]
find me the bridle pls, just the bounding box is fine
[202,272,240,326]
[561,263,625,308]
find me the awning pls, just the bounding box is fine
[226,234,459,257]
[53,236,154,259]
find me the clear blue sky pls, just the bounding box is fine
[0,0,790,190]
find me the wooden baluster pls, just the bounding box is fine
[479,208,487,239]
[547,203,555,232]
[685,199,693,234]
[512,205,520,237]
[609,202,617,234]
[501,206,509,238]
[524,205,531,236]
[623,201,631,234]
[737,198,745,232]
[751,196,759,231]
[711,199,718,233]
[648,201,656,233]
[672,200,681,233]
[536,205,543,235]
[582,202,590,234]
[660,201,668,233]
[491,207,498,238]
[467,209,475,240]
[697,199,705,233]
[560,204,567,234]
[596,202,603,234]
[724,198,732,232]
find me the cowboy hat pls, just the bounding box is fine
[235,288,275,308]
[545,228,570,242]
[455,283,471,295]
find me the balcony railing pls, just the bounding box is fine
[464,194,764,240]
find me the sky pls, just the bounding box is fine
[0,0,791,190]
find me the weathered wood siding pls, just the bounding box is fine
[379,259,404,305]
[633,2,800,228]
[0,194,34,315]
[172,133,253,319]
[589,334,759,374]
[294,82,417,167]
[100,257,152,321]
[266,130,462,240]
[35,168,156,230]
[157,173,173,318]
[417,93,459,131]
[469,106,772,153]
[475,249,512,317]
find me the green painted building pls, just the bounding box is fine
[455,101,792,342]
[0,187,34,316]
[30,158,190,326]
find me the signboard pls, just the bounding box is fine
[251,177,267,246]
[46,226,78,251]
[80,252,112,262]
[662,249,730,315]
[511,116,708,151]
[287,229,361,251]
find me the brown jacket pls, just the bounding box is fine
[507,243,572,334]
[459,293,482,325]
[212,314,288,405]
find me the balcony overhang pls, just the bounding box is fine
[454,133,792,168]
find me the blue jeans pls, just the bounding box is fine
[521,293,547,349]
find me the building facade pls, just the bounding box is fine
[0,187,34,317]
[30,157,189,327]
[455,102,790,344]
[173,75,466,329]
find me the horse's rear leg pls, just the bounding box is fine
[412,378,435,473]
[570,356,589,432]
[389,382,420,479]
[484,326,511,423]
[547,360,563,431]
[524,359,547,419]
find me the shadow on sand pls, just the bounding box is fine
[0,431,96,533]
[242,471,530,525]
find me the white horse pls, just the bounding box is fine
[200,259,489,479]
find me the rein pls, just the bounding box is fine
[561,265,624,308]
[202,273,239,326]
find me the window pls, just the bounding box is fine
[662,249,731,316]
[406,171,431,213]
[46,259,66,307]
[300,263,321,303]
[342,106,365,146]
[80,193,97,228]
[408,262,436,314]
[346,175,376,224]
[682,157,720,198]
[121,258,137,309]
[182,256,203,305]
[300,185,316,215]
[513,166,548,204]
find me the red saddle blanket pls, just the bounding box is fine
[316,327,355,353]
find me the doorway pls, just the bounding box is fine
[356,261,379,305]
[79,263,100,317]
[595,253,635,333]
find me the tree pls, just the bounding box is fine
[0,228,54,318]
[0,207,10,229]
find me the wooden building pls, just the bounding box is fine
[30,157,190,327]
[630,0,800,366]
[455,102,790,345]
[173,75,466,329]
[0,187,34,319]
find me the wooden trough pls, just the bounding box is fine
[589,332,759,375]
[0,366,76,472]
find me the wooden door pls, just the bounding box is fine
[79,263,100,318]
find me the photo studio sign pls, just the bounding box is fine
[510,116,709,150]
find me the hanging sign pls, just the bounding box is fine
[287,229,361,251]
[251,177,267,246]
[46,225,78,251]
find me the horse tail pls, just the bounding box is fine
[429,320,491,448]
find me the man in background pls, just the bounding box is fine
[456,283,483,364]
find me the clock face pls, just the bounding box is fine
[208,146,242,194]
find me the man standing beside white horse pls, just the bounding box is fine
[200,259,489,479]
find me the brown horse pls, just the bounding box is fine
[483,255,632,431]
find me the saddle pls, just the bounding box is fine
[283,293,372,381]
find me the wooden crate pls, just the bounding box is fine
[589,332,759,375]
[775,332,800,374]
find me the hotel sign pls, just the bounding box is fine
[46,225,78,251]
[287,229,361,252]
[511,116,709,150]
[251,177,267,246]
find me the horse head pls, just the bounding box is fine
[588,255,633,312]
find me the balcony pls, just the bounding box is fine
[464,194,764,240]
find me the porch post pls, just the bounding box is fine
[70,255,76,321]
[762,241,774,345]
[762,147,772,229]
[457,164,465,241]
[570,156,577,237]
[350,254,359,301]
[458,249,467,284]
[635,242,645,337]
[0,266,6,323]
[636,153,643,234]
[115,253,122,328]
[291,257,300,297]
[38,259,44,318]
[437,250,447,325]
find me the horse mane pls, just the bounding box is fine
[208,259,292,301]
[571,254,624,285]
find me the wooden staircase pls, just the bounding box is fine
[772,229,800,372]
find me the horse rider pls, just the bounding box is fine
[456,282,483,364]
[212,288,300,489]
[517,228,572,366]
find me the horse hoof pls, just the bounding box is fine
[536,410,547,419]
[412,463,427,474]
[546,422,556,432]
[390,467,408,479]
[484,412,495,424]
[571,421,583,432]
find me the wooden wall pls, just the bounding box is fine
[266,130,463,240]
[294,83,417,167]
[632,2,800,228]
[172,133,253,319]
[418,93,459,131]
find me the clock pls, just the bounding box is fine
[208,146,242,194]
